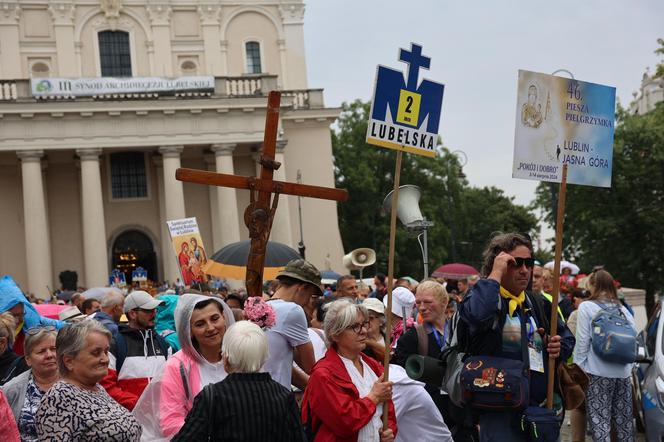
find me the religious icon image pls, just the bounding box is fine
[176,237,208,286]
[521,84,544,128]
[166,217,209,287]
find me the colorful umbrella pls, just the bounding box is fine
[33,304,70,320]
[81,287,124,301]
[202,240,301,281]
[431,263,480,279]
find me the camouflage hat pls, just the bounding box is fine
[277,259,322,294]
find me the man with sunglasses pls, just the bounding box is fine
[101,290,171,410]
[457,233,575,441]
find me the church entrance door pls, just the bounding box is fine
[111,229,157,284]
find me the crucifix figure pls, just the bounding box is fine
[176,91,348,297]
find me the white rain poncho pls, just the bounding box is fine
[132,294,235,441]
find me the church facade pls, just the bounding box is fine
[0,0,345,298]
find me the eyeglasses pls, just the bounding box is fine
[348,320,370,334]
[511,257,535,269]
[26,325,56,336]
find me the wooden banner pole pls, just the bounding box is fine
[382,149,403,429]
[546,163,568,409]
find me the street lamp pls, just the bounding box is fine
[382,185,434,279]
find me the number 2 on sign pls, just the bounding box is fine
[396,89,421,127]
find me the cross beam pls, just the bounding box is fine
[176,91,348,297]
[175,169,348,201]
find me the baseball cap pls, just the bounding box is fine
[363,298,385,316]
[124,290,163,313]
[383,286,416,319]
[277,259,323,295]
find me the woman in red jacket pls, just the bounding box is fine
[302,299,397,442]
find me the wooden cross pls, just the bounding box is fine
[176,91,348,297]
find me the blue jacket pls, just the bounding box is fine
[458,278,575,406]
[94,310,119,336]
[0,275,65,331]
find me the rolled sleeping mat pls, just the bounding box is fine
[405,354,445,387]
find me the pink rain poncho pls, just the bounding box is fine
[132,294,235,440]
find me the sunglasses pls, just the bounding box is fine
[134,308,156,314]
[26,325,56,336]
[510,257,535,269]
[348,320,370,334]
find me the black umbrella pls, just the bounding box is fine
[202,240,301,280]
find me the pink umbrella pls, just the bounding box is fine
[431,263,480,280]
[33,304,70,320]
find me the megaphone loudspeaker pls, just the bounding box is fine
[383,185,424,228]
[343,248,376,271]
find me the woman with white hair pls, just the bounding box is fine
[173,320,305,441]
[36,320,141,441]
[302,299,397,442]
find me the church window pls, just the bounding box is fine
[99,31,132,77]
[245,41,262,74]
[110,152,148,199]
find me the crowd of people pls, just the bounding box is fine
[0,231,640,441]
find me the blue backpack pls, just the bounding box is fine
[590,301,636,364]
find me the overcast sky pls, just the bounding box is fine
[303,0,663,216]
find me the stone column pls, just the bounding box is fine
[17,150,52,299]
[220,40,229,75]
[158,146,186,282]
[147,5,173,76]
[270,141,294,247]
[278,3,308,89]
[153,156,175,284]
[0,3,22,79]
[204,154,222,251]
[211,144,241,248]
[48,2,77,77]
[76,149,108,287]
[198,5,223,75]
[277,39,288,88]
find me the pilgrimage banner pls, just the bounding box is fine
[31,76,215,98]
[366,43,444,158]
[166,217,209,287]
[512,70,616,187]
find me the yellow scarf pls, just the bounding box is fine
[500,286,525,317]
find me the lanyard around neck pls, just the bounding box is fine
[430,323,447,350]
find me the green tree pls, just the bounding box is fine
[655,38,664,79]
[455,186,540,271]
[534,102,664,311]
[332,100,538,279]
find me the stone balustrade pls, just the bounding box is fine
[0,75,323,109]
